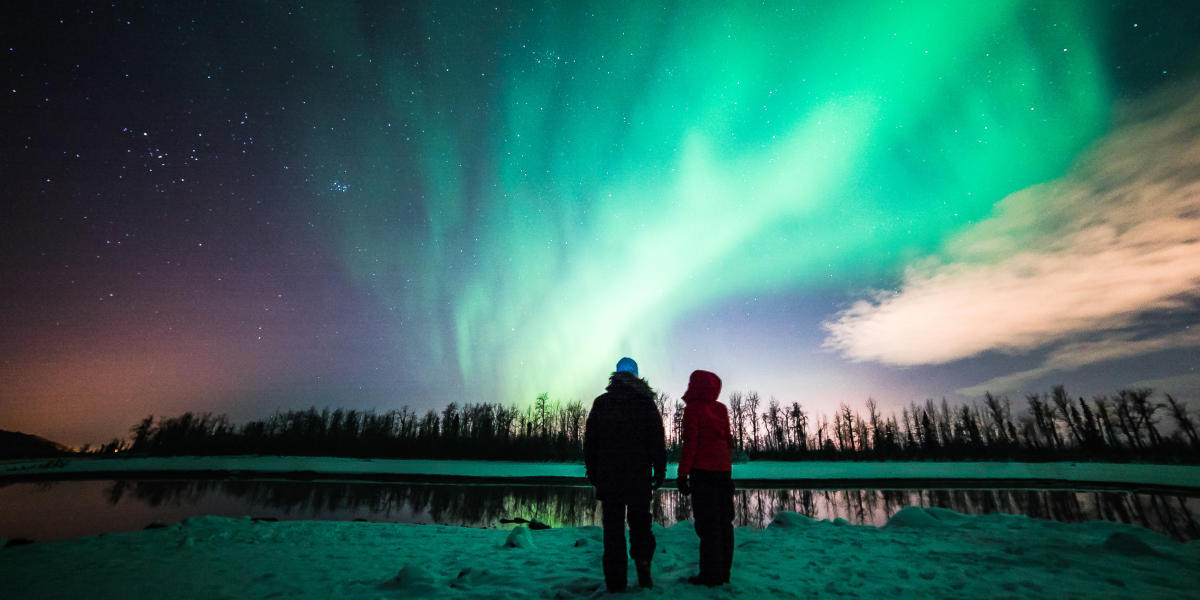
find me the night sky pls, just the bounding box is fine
[4,1,1199,447]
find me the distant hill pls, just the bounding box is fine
[0,430,71,458]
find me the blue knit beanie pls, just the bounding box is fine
[615,357,638,377]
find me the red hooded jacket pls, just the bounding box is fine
[677,370,733,476]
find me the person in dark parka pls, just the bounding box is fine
[584,357,667,593]
[676,369,734,586]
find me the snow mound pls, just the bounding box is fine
[381,563,438,594]
[768,511,816,528]
[504,525,533,548]
[1102,532,1164,557]
[449,567,501,590]
[885,506,970,528]
[924,506,970,523]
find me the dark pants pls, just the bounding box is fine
[600,496,655,591]
[690,468,734,583]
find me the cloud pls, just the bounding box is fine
[823,83,1200,378]
[1126,373,1200,398]
[956,327,1200,396]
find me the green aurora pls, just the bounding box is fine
[305,1,1115,401]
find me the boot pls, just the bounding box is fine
[635,560,653,588]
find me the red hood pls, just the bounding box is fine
[681,370,722,404]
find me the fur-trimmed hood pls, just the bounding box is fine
[606,370,654,399]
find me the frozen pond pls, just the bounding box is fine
[1,479,1197,542]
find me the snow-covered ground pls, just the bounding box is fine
[5,455,1200,490]
[1,506,1196,599]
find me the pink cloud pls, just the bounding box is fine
[823,83,1200,380]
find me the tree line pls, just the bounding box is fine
[123,392,587,461]
[113,385,1198,463]
[733,386,1198,463]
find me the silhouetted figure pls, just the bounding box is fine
[584,357,666,593]
[676,369,734,586]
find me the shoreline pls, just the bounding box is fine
[4,455,1199,492]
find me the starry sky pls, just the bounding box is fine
[3,1,1200,447]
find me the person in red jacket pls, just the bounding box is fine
[675,369,734,586]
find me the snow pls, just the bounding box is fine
[5,456,1199,490]
[1,506,1196,599]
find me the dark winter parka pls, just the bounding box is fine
[584,371,667,502]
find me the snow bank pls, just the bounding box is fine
[0,508,1195,599]
[5,456,1199,490]
[884,506,974,529]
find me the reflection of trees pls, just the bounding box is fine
[102,480,1199,541]
[104,480,600,527]
[670,487,1199,540]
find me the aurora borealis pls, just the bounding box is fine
[3,1,1199,447]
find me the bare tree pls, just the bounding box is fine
[1167,394,1199,448]
[853,413,870,455]
[1123,388,1164,448]
[1027,394,1062,449]
[1092,396,1120,449]
[839,403,856,453]
[563,400,587,445]
[1113,392,1144,449]
[766,397,785,451]
[746,391,761,453]
[1051,385,1083,447]
[654,391,669,420]
[983,392,1011,447]
[865,398,881,455]
[789,402,807,452]
[729,391,745,452]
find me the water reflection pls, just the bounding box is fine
[104,479,602,528]
[100,480,1200,541]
